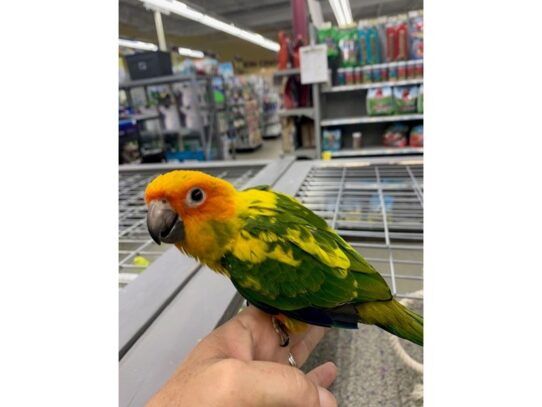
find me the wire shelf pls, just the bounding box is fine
[295,162,423,299]
[118,165,263,288]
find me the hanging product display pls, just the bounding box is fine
[318,10,423,86]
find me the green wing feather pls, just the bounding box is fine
[223,189,392,312]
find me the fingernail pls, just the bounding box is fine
[318,386,338,407]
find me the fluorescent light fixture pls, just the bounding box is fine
[139,0,279,52]
[328,0,353,26]
[119,38,158,51]
[178,47,205,58]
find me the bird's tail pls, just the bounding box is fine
[356,299,423,346]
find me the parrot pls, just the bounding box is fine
[144,170,423,347]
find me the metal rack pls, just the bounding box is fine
[273,157,423,299]
[119,73,225,160]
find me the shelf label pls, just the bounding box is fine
[300,44,328,84]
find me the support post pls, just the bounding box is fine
[291,0,308,42]
[154,10,167,51]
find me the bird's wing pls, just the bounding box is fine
[223,190,392,313]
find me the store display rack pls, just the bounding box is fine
[323,78,423,93]
[321,113,423,127]
[119,73,225,161]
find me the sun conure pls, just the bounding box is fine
[145,170,423,346]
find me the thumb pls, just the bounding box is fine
[306,362,338,407]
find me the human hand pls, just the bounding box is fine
[146,306,337,406]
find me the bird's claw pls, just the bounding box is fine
[272,316,290,347]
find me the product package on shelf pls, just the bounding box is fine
[300,121,315,148]
[338,27,359,67]
[417,84,424,113]
[383,124,409,147]
[408,11,424,60]
[322,129,342,151]
[409,125,423,147]
[393,86,419,113]
[367,86,394,116]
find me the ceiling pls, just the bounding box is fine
[119,0,423,64]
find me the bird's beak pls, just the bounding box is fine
[146,199,185,245]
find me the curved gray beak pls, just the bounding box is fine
[146,200,185,245]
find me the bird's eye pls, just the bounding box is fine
[186,187,206,207]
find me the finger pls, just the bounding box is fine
[289,326,328,366]
[244,361,324,407]
[306,362,337,389]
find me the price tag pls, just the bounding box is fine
[300,44,328,84]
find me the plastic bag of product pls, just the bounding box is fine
[410,125,423,147]
[383,124,409,147]
[318,24,339,58]
[393,86,419,113]
[417,84,423,113]
[408,11,424,60]
[337,27,358,67]
[367,86,394,116]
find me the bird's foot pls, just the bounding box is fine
[272,316,290,347]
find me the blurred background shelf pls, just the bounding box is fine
[323,78,423,93]
[328,147,423,158]
[321,114,423,127]
[278,107,315,119]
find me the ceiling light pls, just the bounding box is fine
[119,38,158,51]
[328,0,353,26]
[178,47,205,58]
[139,0,279,52]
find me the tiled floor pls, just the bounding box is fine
[303,303,424,407]
[235,136,284,160]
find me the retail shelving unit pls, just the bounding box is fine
[273,66,321,159]
[119,155,423,407]
[119,73,225,160]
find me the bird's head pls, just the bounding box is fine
[144,170,238,248]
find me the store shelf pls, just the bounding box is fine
[321,113,423,126]
[323,78,423,93]
[329,147,423,158]
[119,73,208,89]
[235,142,263,152]
[120,113,160,122]
[273,68,301,77]
[286,147,318,158]
[278,108,314,119]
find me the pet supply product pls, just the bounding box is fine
[352,132,363,149]
[388,62,398,81]
[417,84,423,113]
[409,125,423,147]
[397,62,407,80]
[383,124,409,147]
[355,67,363,84]
[338,28,358,67]
[394,86,419,113]
[408,11,424,60]
[396,18,409,61]
[322,129,342,151]
[367,86,394,116]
